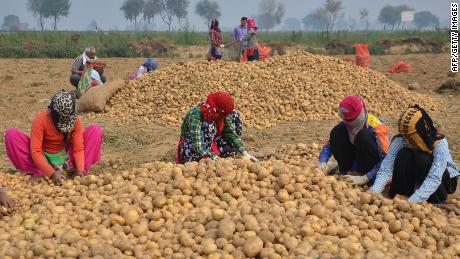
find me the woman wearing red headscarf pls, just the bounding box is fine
[177,92,258,163]
[319,96,390,185]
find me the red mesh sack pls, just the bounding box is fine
[258,46,272,60]
[388,61,413,74]
[355,43,370,67]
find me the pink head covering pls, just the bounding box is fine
[339,96,364,121]
[247,18,257,31]
[339,96,368,143]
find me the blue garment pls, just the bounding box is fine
[370,137,459,203]
[142,59,158,71]
[233,26,248,49]
[210,47,222,60]
[319,117,390,180]
[247,49,259,61]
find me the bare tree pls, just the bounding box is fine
[159,0,189,32]
[47,0,71,31]
[302,7,329,32]
[360,8,369,31]
[324,0,343,32]
[27,0,50,31]
[121,0,144,31]
[258,0,285,31]
[143,0,161,26]
[195,0,221,27]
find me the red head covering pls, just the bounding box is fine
[247,18,257,31]
[339,95,364,121]
[201,92,235,136]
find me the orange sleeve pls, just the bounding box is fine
[71,118,85,172]
[30,114,55,177]
[374,124,391,154]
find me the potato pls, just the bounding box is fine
[218,219,236,239]
[106,52,438,129]
[212,209,226,221]
[0,152,449,258]
[201,239,217,255]
[122,209,140,225]
[243,236,263,257]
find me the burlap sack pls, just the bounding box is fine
[222,41,242,62]
[76,79,125,113]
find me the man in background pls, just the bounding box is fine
[233,17,248,54]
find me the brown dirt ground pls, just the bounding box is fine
[0,53,458,182]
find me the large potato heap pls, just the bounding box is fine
[106,52,439,129]
[1,155,460,258]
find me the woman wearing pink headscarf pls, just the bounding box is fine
[319,96,391,186]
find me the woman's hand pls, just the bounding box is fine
[242,151,259,163]
[0,191,16,210]
[52,172,65,186]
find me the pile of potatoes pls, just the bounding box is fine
[1,156,460,258]
[105,51,439,129]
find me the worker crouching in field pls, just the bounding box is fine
[136,59,158,78]
[370,105,459,204]
[4,90,103,185]
[177,92,258,163]
[319,96,390,185]
[70,46,107,87]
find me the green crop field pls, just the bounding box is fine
[0,30,449,58]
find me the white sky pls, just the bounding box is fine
[0,0,456,31]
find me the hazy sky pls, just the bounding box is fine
[0,0,455,31]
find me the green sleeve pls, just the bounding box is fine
[222,116,244,153]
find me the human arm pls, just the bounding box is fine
[71,56,84,75]
[408,139,450,203]
[222,115,244,153]
[319,142,332,164]
[30,115,56,177]
[70,118,85,174]
[369,137,405,193]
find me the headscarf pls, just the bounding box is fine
[200,92,235,136]
[398,105,442,154]
[210,19,220,31]
[338,96,368,144]
[142,59,158,72]
[247,18,257,31]
[49,90,77,134]
[82,50,97,65]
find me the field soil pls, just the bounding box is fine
[0,53,458,195]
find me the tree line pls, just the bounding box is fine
[0,0,442,32]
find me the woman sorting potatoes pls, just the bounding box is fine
[370,105,459,204]
[319,96,391,186]
[5,90,103,185]
[177,91,258,164]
